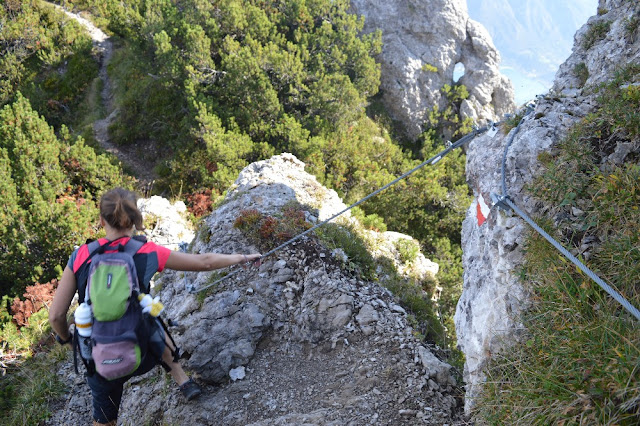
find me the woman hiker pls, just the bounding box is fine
[49,187,261,426]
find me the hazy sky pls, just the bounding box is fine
[467,0,599,104]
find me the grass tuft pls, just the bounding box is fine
[1,307,68,425]
[582,21,611,49]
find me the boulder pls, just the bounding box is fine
[350,0,515,139]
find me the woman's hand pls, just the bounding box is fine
[241,253,262,269]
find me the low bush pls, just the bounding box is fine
[233,203,313,251]
[582,20,611,49]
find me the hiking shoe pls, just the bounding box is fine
[179,379,202,401]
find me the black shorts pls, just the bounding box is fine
[87,354,158,423]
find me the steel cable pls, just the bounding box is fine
[188,122,499,293]
[498,106,640,321]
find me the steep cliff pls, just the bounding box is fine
[455,0,640,413]
[350,0,515,139]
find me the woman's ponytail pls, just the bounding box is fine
[100,188,145,232]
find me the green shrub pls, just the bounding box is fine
[0,94,129,295]
[574,62,589,87]
[1,1,99,128]
[350,207,387,232]
[582,21,611,49]
[394,238,420,264]
[420,84,473,148]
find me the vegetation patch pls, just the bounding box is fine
[0,346,68,425]
[195,271,228,306]
[314,222,377,281]
[394,238,420,265]
[574,62,589,88]
[582,20,611,49]
[233,203,313,251]
[379,259,444,346]
[624,15,639,39]
[350,207,387,232]
[421,84,473,150]
[185,188,216,218]
[1,282,67,425]
[421,63,438,73]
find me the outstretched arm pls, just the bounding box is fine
[165,251,261,272]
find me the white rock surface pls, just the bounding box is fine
[350,0,515,139]
[229,366,246,381]
[137,196,195,251]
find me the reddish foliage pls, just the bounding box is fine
[205,161,218,173]
[10,280,58,327]
[56,185,87,207]
[259,216,279,239]
[5,0,22,11]
[186,189,215,217]
[282,206,311,230]
[275,231,293,241]
[233,209,263,229]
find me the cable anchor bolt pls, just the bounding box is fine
[490,193,513,213]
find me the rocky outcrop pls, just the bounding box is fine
[47,154,466,425]
[137,196,195,252]
[455,0,639,414]
[350,0,515,140]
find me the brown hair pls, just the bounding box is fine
[99,188,144,231]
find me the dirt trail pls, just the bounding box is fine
[53,4,158,190]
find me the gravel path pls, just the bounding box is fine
[52,3,159,190]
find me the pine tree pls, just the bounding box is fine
[0,94,128,296]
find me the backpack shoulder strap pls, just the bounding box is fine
[77,239,110,303]
[86,239,104,256]
[123,236,145,257]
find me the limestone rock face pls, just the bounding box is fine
[137,196,195,252]
[455,0,639,414]
[554,0,640,96]
[350,0,515,139]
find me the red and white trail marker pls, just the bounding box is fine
[476,193,491,226]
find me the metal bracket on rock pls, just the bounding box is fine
[486,121,499,138]
[491,193,512,213]
[178,241,198,293]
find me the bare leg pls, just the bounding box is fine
[162,336,189,386]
